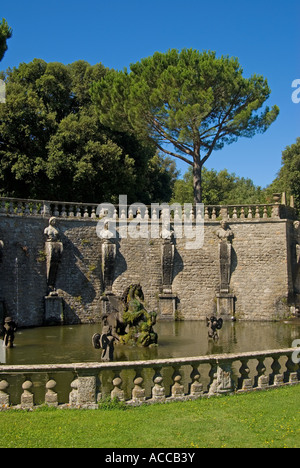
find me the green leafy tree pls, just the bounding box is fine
[0,18,12,62]
[266,138,300,210]
[0,59,175,203]
[91,48,279,204]
[171,166,265,206]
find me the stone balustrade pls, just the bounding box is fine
[0,196,296,221]
[0,348,298,409]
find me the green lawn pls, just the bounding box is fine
[0,385,299,448]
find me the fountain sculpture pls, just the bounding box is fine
[93,284,158,360]
[3,316,17,348]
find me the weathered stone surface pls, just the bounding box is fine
[0,214,296,326]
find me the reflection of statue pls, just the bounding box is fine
[92,315,119,361]
[44,218,63,294]
[216,221,234,293]
[3,317,17,348]
[206,316,223,341]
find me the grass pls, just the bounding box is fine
[0,385,299,448]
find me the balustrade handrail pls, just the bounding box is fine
[0,347,297,373]
[0,195,296,221]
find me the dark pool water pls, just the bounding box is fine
[3,319,300,365]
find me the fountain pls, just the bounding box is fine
[93,284,158,360]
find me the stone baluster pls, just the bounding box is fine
[91,206,96,219]
[21,379,34,408]
[208,362,218,392]
[152,369,165,402]
[0,201,5,214]
[255,357,269,388]
[240,207,245,219]
[32,202,38,216]
[132,374,146,404]
[0,379,10,406]
[24,203,30,215]
[69,378,79,406]
[270,355,284,386]
[232,207,238,219]
[171,367,185,399]
[53,204,60,217]
[285,355,299,384]
[238,358,252,391]
[17,201,23,215]
[83,206,89,218]
[76,206,82,218]
[189,366,203,398]
[255,206,260,219]
[61,204,67,217]
[211,207,216,220]
[8,201,14,214]
[263,206,268,219]
[204,207,209,220]
[247,207,252,219]
[45,378,58,407]
[69,205,75,217]
[111,375,125,401]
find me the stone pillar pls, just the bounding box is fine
[209,360,235,395]
[44,295,64,325]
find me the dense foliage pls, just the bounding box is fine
[266,138,300,210]
[171,166,266,205]
[0,59,177,204]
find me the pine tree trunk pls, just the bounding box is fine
[193,159,202,205]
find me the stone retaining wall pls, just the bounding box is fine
[0,198,299,326]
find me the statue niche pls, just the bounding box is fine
[44,217,63,294]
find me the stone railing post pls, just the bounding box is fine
[209,359,235,395]
[73,370,99,408]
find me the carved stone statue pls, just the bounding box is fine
[216,221,234,293]
[206,316,223,341]
[44,217,63,294]
[92,315,119,361]
[3,317,17,348]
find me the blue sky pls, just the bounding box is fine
[1,0,299,188]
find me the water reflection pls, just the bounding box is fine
[4,320,300,365]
